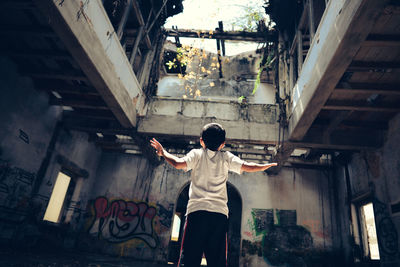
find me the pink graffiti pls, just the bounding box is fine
[244,231,253,238]
[302,220,330,239]
[89,197,157,248]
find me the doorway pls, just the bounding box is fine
[167,182,242,266]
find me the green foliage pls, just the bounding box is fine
[252,50,275,95]
[166,47,189,69]
[230,1,266,32]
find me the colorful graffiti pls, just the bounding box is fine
[88,197,157,248]
[242,209,313,266]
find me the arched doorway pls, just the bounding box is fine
[167,182,242,266]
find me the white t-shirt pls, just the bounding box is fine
[182,148,244,217]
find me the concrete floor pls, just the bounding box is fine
[0,249,172,267]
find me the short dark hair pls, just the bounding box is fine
[201,123,226,151]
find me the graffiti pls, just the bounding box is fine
[88,197,157,248]
[302,219,330,239]
[0,160,35,222]
[251,209,273,236]
[19,129,29,144]
[242,209,313,266]
[374,199,399,258]
[157,203,173,228]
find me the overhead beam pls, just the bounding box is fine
[0,25,55,36]
[347,61,400,72]
[313,119,388,130]
[289,0,390,141]
[23,70,88,81]
[323,101,400,112]
[8,49,72,59]
[130,0,151,48]
[50,97,109,110]
[322,111,353,143]
[63,110,116,121]
[34,0,141,128]
[38,83,100,97]
[299,128,383,150]
[364,34,400,46]
[335,83,400,95]
[165,28,276,42]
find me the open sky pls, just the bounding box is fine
[164,0,268,56]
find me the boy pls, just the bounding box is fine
[150,123,277,267]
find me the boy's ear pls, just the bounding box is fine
[218,142,225,151]
[200,138,206,149]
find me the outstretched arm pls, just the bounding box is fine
[240,162,278,173]
[150,138,187,170]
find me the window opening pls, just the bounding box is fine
[171,213,181,241]
[361,202,380,260]
[43,172,71,223]
[200,254,207,266]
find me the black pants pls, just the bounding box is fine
[178,210,228,267]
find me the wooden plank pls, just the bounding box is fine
[34,0,139,128]
[8,49,71,59]
[63,110,116,121]
[347,61,400,71]
[313,119,388,130]
[322,111,353,143]
[116,0,133,40]
[289,0,390,141]
[297,30,303,74]
[364,34,400,46]
[323,101,400,112]
[38,83,99,96]
[24,70,88,81]
[130,0,151,48]
[308,0,315,41]
[0,25,55,36]
[165,28,276,42]
[49,97,109,110]
[335,83,400,95]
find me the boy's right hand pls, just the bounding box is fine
[150,138,164,156]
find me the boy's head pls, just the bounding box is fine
[200,123,226,151]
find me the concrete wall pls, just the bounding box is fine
[158,48,275,104]
[345,113,400,266]
[78,148,340,266]
[0,56,102,249]
[138,97,279,144]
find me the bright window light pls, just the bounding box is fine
[43,172,71,223]
[171,213,181,241]
[362,203,380,260]
[201,254,207,266]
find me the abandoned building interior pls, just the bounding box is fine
[0,0,400,266]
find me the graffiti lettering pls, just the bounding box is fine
[88,197,157,248]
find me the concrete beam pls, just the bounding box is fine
[34,0,143,127]
[289,0,390,141]
[137,97,279,144]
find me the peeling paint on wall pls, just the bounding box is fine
[242,208,313,266]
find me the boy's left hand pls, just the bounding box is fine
[150,138,164,156]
